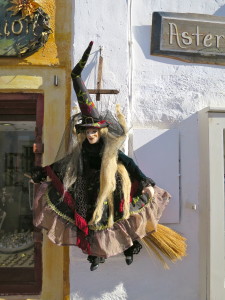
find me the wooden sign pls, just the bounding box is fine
[0,0,51,58]
[151,12,225,65]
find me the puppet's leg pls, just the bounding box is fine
[87,255,105,271]
[123,240,142,265]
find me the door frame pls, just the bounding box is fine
[199,107,225,300]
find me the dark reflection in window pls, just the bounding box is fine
[0,123,35,268]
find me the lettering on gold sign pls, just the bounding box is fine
[168,23,225,49]
[0,18,36,37]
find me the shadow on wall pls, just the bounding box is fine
[214,5,225,16]
[72,45,100,89]
[133,128,180,223]
[132,24,184,65]
[82,50,99,87]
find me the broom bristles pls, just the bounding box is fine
[142,223,187,268]
[142,238,170,269]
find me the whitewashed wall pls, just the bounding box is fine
[70,0,225,299]
[72,0,129,117]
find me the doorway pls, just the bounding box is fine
[0,93,43,295]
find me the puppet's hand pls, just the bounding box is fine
[88,209,101,226]
[30,166,47,183]
[142,186,154,199]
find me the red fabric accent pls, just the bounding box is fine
[45,166,89,236]
[76,231,91,254]
[120,180,140,212]
[45,166,64,193]
[130,180,139,198]
[75,212,89,235]
[119,199,124,212]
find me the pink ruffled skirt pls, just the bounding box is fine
[33,182,170,258]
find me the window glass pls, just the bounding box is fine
[0,121,35,268]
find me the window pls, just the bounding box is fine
[0,93,43,295]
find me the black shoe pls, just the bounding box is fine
[125,255,133,265]
[124,241,142,265]
[90,261,99,271]
[88,256,105,271]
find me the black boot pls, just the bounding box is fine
[87,255,105,271]
[124,249,133,265]
[124,240,142,265]
[125,255,133,265]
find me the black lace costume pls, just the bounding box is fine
[32,135,170,258]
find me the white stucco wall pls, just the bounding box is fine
[72,0,129,116]
[70,1,225,299]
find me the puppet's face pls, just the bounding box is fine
[86,128,100,144]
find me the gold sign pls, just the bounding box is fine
[0,0,51,57]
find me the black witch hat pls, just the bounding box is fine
[71,41,108,132]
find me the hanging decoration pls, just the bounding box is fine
[7,0,40,19]
[0,0,52,58]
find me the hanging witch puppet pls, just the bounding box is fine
[31,42,186,271]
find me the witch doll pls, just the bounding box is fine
[31,42,186,271]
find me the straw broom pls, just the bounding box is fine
[142,222,187,269]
